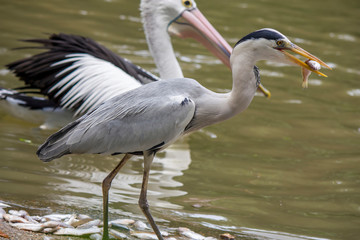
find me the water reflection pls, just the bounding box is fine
[43,140,192,210]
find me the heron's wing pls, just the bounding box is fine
[69,93,195,155]
[37,86,196,161]
[7,33,160,116]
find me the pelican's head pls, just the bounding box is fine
[231,28,331,87]
[140,0,231,67]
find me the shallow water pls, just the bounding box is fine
[0,0,359,239]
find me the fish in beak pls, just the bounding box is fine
[276,42,332,88]
[168,8,271,98]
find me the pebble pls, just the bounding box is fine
[220,233,235,240]
[110,218,135,226]
[178,227,205,240]
[134,220,150,230]
[90,233,103,240]
[110,229,129,239]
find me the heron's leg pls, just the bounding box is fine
[102,154,132,240]
[139,151,164,240]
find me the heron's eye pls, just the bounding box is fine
[182,0,193,8]
[276,40,285,47]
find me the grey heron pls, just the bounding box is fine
[2,0,270,129]
[37,28,330,240]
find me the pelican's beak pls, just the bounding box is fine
[278,43,332,78]
[168,8,271,98]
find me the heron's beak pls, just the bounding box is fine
[279,43,332,77]
[168,8,271,98]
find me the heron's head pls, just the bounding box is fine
[231,28,331,86]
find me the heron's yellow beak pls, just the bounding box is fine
[279,43,332,77]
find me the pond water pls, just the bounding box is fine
[0,0,359,239]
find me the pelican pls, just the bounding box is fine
[2,0,270,128]
[37,28,331,240]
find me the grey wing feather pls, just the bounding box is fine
[37,86,196,160]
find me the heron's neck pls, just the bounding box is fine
[141,10,183,79]
[227,46,258,115]
[187,46,258,133]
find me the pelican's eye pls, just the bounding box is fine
[276,40,286,48]
[182,0,193,8]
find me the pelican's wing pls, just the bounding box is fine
[37,85,196,161]
[0,87,56,110]
[7,33,160,116]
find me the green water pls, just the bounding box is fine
[0,0,359,239]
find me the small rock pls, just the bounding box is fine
[134,220,150,230]
[178,227,205,240]
[110,219,135,226]
[110,229,129,239]
[220,233,235,240]
[0,229,10,238]
[90,233,103,240]
[192,204,203,208]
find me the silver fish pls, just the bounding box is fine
[10,222,43,232]
[54,226,101,236]
[302,60,322,88]
[3,213,29,223]
[77,219,102,229]
[43,213,72,221]
[130,231,159,240]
